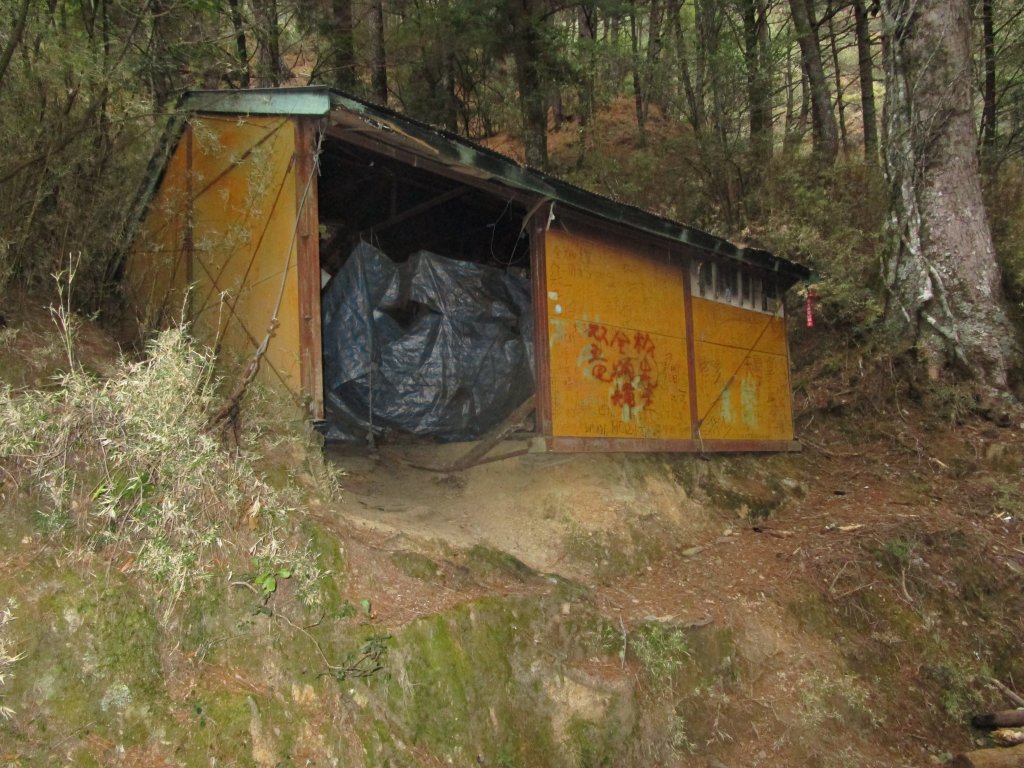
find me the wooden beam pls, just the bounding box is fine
[976,713,1024,730]
[543,436,802,453]
[294,117,325,420]
[359,186,469,239]
[531,206,553,437]
[324,123,536,208]
[405,396,536,472]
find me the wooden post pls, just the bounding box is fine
[530,203,553,439]
[294,117,324,420]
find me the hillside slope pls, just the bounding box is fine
[0,293,1021,767]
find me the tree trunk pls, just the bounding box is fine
[880,0,1019,396]
[507,0,548,168]
[852,0,878,161]
[743,0,772,166]
[577,4,596,126]
[369,0,388,104]
[975,712,1024,729]
[252,0,283,87]
[630,8,646,146]
[442,50,458,132]
[227,0,250,88]
[827,12,848,153]
[0,0,31,89]
[331,0,355,91]
[149,0,177,105]
[643,0,665,116]
[669,0,702,135]
[788,0,838,164]
[783,42,800,154]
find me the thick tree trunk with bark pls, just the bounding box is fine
[880,0,1019,395]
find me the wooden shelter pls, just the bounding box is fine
[126,87,809,453]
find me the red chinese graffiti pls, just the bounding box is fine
[579,322,658,419]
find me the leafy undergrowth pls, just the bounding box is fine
[1,323,326,615]
[0,299,1022,767]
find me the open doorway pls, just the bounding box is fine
[314,137,536,445]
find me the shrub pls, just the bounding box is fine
[0,325,323,616]
[0,600,21,720]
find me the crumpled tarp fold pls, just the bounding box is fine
[320,243,534,443]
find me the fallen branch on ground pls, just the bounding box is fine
[946,742,1024,767]
[974,712,1024,730]
[986,678,1024,709]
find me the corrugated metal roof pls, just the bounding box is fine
[172,87,809,283]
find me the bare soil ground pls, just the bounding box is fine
[3,300,1022,766]
[317,326,1024,767]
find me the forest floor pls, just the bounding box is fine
[1,303,1023,765]
[323,327,1024,767]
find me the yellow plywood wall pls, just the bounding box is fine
[545,228,691,439]
[124,129,191,330]
[126,115,303,400]
[691,297,793,441]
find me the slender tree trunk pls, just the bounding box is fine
[507,0,548,168]
[551,86,563,130]
[694,0,714,133]
[369,0,388,104]
[743,0,772,166]
[442,50,458,132]
[827,13,848,153]
[788,0,838,164]
[880,0,1019,396]
[252,0,283,86]
[853,0,878,161]
[0,0,31,89]
[578,4,596,126]
[630,8,647,146]
[644,0,665,115]
[669,0,702,135]
[95,0,111,160]
[783,42,800,154]
[609,12,623,85]
[227,0,250,88]
[331,0,355,91]
[149,0,176,105]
